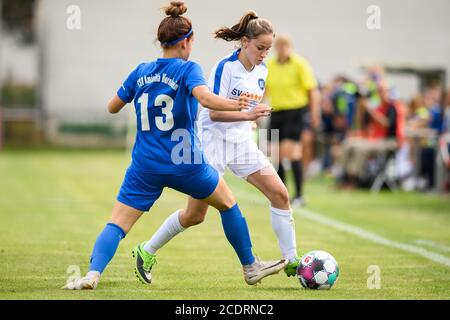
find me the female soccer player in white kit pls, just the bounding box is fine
[135,10,300,284]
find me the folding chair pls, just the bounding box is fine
[370,149,398,193]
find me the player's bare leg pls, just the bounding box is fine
[63,202,143,290]
[247,167,300,276]
[134,199,209,284]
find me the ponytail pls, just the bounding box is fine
[214,11,273,42]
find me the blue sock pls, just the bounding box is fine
[220,204,255,265]
[89,223,126,274]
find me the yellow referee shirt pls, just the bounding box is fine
[266,54,317,111]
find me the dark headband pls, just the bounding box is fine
[163,29,193,47]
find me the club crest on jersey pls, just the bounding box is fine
[258,78,265,90]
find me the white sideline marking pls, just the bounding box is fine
[235,185,450,267]
[294,208,450,268]
[413,240,450,253]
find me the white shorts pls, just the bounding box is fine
[202,135,272,179]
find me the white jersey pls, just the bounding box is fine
[197,50,268,142]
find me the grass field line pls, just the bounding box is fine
[232,184,450,267]
[412,239,450,253]
[295,208,450,268]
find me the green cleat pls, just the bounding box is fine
[132,242,157,284]
[284,257,300,277]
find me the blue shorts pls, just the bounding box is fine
[117,164,219,212]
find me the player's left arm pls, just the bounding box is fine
[107,95,127,114]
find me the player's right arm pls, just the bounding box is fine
[192,85,249,112]
[108,95,127,114]
[110,64,143,114]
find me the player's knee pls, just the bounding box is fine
[272,186,290,207]
[188,214,206,226]
[215,197,237,212]
[182,209,207,227]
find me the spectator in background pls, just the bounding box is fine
[404,94,429,168]
[427,84,445,134]
[265,34,320,206]
[407,95,429,127]
[443,87,450,159]
[417,85,445,190]
[362,65,385,112]
[444,88,450,133]
[338,80,404,187]
[439,87,450,191]
[320,80,339,172]
[320,76,359,172]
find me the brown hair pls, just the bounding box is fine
[158,1,193,48]
[214,11,273,42]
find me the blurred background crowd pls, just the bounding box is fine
[262,34,450,197]
[307,65,450,193]
[1,0,449,196]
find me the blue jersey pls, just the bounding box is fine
[117,58,207,173]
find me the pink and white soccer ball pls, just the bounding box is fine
[297,250,339,290]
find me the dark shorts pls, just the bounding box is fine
[268,107,310,142]
[117,164,219,212]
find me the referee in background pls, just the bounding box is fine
[265,34,320,207]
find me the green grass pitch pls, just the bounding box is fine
[0,149,449,299]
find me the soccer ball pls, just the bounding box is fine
[297,250,339,290]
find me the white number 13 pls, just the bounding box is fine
[138,93,174,131]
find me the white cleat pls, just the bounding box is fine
[62,274,100,290]
[243,257,288,285]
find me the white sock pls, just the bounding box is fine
[270,206,298,262]
[86,271,100,279]
[144,210,186,255]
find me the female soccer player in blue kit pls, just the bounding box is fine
[63,1,287,290]
[134,10,301,286]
